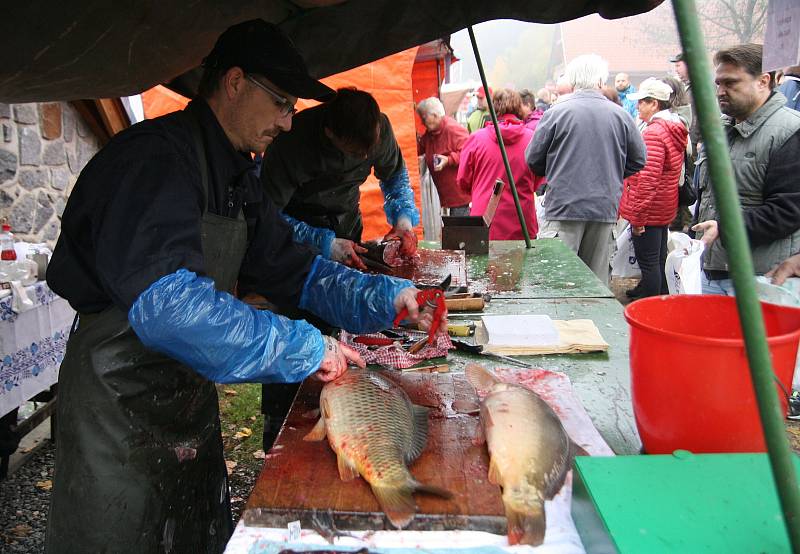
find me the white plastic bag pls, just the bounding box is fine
[611,224,640,278]
[664,232,704,294]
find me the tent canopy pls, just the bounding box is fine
[0,0,662,103]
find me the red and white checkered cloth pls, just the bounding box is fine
[341,329,453,370]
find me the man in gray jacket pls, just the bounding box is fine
[692,44,800,295]
[526,54,646,285]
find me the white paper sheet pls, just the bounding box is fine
[481,315,560,347]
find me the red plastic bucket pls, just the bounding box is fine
[624,295,800,453]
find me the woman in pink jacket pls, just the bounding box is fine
[457,89,544,240]
[619,78,689,298]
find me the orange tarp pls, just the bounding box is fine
[411,58,445,138]
[298,47,422,241]
[141,48,422,242]
[142,85,189,118]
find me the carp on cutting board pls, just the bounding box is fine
[465,363,583,546]
[303,369,452,528]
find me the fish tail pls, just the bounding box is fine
[504,497,546,546]
[412,480,453,500]
[372,484,417,529]
[465,363,500,392]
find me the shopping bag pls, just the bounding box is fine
[610,224,640,278]
[665,232,704,294]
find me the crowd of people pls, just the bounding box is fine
[417,44,800,297]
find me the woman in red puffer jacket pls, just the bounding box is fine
[619,78,689,298]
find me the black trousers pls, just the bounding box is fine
[632,225,669,297]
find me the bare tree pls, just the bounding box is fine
[698,0,768,48]
[642,0,767,51]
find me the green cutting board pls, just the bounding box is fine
[572,451,797,553]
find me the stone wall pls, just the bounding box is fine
[0,102,100,247]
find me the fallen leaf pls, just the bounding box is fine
[35,480,52,491]
[233,427,253,440]
[223,389,238,396]
[225,460,237,475]
[9,524,32,537]
[253,450,266,459]
[249,415,257,422]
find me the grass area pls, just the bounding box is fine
[217,383,265,468]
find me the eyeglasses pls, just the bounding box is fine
[245,74,297,117]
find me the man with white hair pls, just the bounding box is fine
[526,54,646,284]
[417,96,471,215]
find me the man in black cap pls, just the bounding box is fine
[45,19,443,553]
[671,52,701,153]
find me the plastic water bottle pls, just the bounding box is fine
[1,223,16,261]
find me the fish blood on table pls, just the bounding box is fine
[465,363,581,546]
[303,369,452,528]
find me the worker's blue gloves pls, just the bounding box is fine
[380,166,420,227]
[281,213,336,259]
[299,255,413,333]
[128,269,324,384]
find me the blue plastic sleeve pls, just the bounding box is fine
[299,255,413,333]
[281,212,336,259]
[128,269,324,384]
[379,166,420,227]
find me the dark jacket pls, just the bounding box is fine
[778,75,800,111]
[697,91,800,274]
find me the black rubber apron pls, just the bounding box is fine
[283,176,364,243]
[46,113,248,554]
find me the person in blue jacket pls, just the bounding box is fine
[261,87,420,269]
[44,20,444,554]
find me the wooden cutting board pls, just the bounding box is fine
[243,372,506,533]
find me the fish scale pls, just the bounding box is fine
[304,369,452,528]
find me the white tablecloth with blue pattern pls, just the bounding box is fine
[0,282,74,417]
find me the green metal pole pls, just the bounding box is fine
[467,25,532,248]
[672,1,800,550]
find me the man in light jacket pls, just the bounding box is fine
[526,54,646,285]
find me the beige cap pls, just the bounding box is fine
[628,78,673,102]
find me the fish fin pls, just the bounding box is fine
[321,398,331,419]
[571,440,590,458]
[412,480,453,500]
[505,499,546,546]
[302,408,320,419]
[336,453,359,482]
[372,484,416,529]
[465,363,500,393]
[302,417,327,442]
[405,405,430,463]
[487,457,503,485]
[452,399,481,415]
[543,442,573,499]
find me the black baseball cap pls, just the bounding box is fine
[202,19,334,101]
[669,52,684,63]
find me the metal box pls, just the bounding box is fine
[441,180,504,254]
